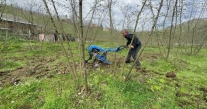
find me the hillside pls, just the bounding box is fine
[176,18,207,45]
[144,17,207,48]
[0,4,74,34]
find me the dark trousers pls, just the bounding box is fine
[126,45,141,66]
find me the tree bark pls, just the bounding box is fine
[79,0,88,92]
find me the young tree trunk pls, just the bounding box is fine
[0,0,6,19]
[84,0,98,42]
[190,6,205,55]
[79,0,88,92]
[139,0,164,57]
[194,35,207,55]
[166,0,178,61]
[51,0,77,77]
[124,0,147,81]
[70,0,79,35]
[124,0,164,81]
[42,0,78,81]
[177,0,184,54]
[107,0,117,74]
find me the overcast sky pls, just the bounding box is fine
[4,0,207,31]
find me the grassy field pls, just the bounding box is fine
[0,39,207,109]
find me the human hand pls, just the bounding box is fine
[129,45,134,48]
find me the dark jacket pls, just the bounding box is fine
[125,33,141,48]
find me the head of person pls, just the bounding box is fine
[121,29,128,37]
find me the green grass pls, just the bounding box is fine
[0,60,25,72]
[0,72,154,109]
[0,79,41,108]
[0,39,207,109]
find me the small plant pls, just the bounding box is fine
[148,78,166,92]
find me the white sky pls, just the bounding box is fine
[4,0,207,31]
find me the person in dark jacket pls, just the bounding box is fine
[121,29,142,68]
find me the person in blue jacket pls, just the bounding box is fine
[121,29,142,69]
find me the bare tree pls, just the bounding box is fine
[0,0,6,18]
[190,1,207,55]
[176,0,184,54]
[166,0,178,60]
[107,0,114,30]
[70,0,79,35]
[124,0,148,81]
[51,0,77,79]
[0,0,7,43]
[84,0,99,42]
[42,0,78,81]
[79,0,88,92]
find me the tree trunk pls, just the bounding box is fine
[79,0,88,92]
[124,0,148,81]
[166,0,178,61]
[42,0,78,81]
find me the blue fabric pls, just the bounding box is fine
[105,47,121,52]
[96,54,112,64]
[102,60,112,64]
[88,45,105,52]
[96,54,106,61]
[88,45,121,53]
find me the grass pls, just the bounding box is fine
[0,60,25,72]
[0,39,207,109]
[0,72,154,108]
